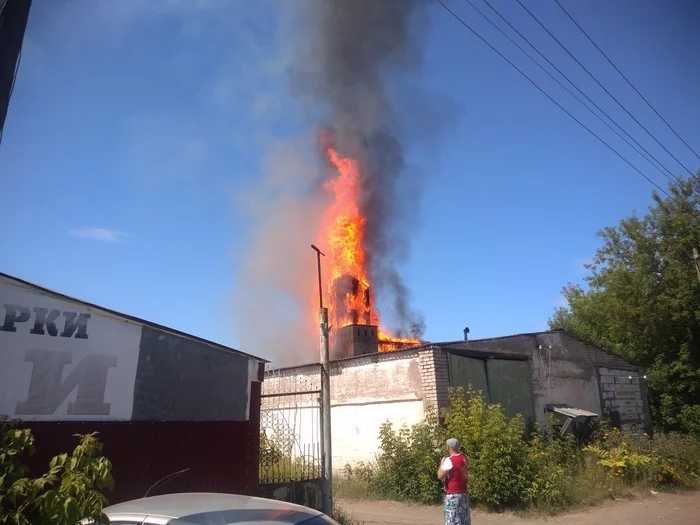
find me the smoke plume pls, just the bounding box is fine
[234,0,446,365]
[292,0,430,337]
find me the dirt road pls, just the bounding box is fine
[340,492,700,525]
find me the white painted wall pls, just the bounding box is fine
[332,399,425,472]
[0,278,141,421]
[263,352,429,472]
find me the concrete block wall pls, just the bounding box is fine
[598,367,647,431]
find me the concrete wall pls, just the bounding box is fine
[262,330,650,472]
[598,367,647,431]
[263,349,432,473]
[440,331,646,427]
[442,331,601,425]
[258,479,323,512]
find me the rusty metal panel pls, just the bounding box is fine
[448,354,490,402]
[486,359,534,421]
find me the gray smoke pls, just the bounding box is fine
[232,0,453,365]
[290,0,431,338]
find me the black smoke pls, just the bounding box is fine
[290,0,433,338]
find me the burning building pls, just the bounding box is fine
[317,142,423,360]
[233,0,440,366]
[263,329,651,473]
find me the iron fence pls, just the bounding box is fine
[260,367,323,484]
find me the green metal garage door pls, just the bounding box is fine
[448,354,490,402]
[448,354,534,420]
[486,359,534,421]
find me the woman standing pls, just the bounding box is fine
[437,438,471,525]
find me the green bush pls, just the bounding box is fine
[334,386,700,513]
[584,427,700,489]
[0,420,113,525]
[364,409,445,504]
[445,387,535,509]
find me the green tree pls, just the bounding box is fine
[0,420,114,525]
[550,173,700,434]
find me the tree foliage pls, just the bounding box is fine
[549,173,700,434]
[0,420,114,525]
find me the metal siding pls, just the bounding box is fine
[448,354,490,402]
[22,382,262,505]
[486,359,535,421]
[132,326,251,421]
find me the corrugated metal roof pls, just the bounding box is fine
[0,272,268,363]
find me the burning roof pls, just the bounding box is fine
[316,141,422,353]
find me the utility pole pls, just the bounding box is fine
[694,249,700,284]
[0,0,32,141]
[311,244,332,516]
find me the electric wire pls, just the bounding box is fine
[480,0,681,185]
[516,0,697,178]
[435,0,671,198]
[463,0,685,190]
[554,0,700,162]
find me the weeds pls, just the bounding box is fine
[332,503,364,525]
[334,387,700,513]
[259,431,321,483]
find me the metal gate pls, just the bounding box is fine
[259,368,323,489]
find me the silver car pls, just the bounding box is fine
[87,492,341,525]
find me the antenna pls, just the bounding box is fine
[144,468,190,498]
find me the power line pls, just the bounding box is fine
[554,0,700,163]
[515,0,697,178]
[480,0,681,185]
[434,0,671,198]
[464,0,684,190]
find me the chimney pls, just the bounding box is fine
[463,327,470,341]
[331,324,379,360]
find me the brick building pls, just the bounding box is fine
[264,327,650,472]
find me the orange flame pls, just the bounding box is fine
[315,142,420,351]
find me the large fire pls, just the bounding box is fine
[315,141,420,352]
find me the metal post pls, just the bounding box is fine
[319,307,332,515]
[311,244,332,515]
[0,0,32,141]
[311,244,324,309]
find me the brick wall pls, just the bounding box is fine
[419,347,450,414]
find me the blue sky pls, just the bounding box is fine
[2,0,699,365]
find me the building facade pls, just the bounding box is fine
[0,272,267,503]
[263,328,650,472]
